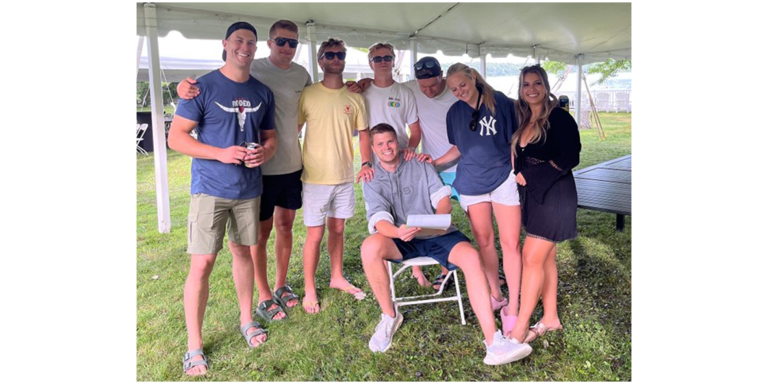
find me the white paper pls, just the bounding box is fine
[406,214,451,230]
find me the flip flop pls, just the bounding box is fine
[340,286,367,300]
[254,298,288,323]
[302,299,321,314]
[491,295,509,312]
[524,321,562,343]
[273,285,300,309]
[500,307,518,338]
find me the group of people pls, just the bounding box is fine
[167,20,581,376]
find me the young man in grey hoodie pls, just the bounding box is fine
[359,123,532,365]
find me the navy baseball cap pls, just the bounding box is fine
[414,56,442,79]
[222,22,258,61]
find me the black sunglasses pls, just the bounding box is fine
[469,110,480,131]
[322,51,347,60]
[271,37,299,48]
[414,59,438,71]
[370,55,393,63]
[469,91,482,132]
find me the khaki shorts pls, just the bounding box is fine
[187,193,260,255]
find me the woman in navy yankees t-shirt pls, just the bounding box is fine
[430,63,522,338]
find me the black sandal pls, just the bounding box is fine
[254,298,288,322]
[432,273,454,291]
[273,285,300,309]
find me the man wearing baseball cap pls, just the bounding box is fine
[168,21,277,377]
[177,19,313,326]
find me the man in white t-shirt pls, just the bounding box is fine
[404,56,460,200]
[361,42,421,160]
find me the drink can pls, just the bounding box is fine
[245,142,260,168]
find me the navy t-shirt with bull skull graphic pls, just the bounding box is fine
[175,69,275,199]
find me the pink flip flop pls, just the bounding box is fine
[491,296,508,312]
[500,306,518,337]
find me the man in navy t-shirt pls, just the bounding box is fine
[168,21,277,377]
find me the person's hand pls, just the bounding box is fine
[244,145,266,167]
[346,78,372,93]
[345,80,362,93]
[515,172,527,186]
[216,146,248,165]
[356,165,374,183]
[396,225,421,242]
[416,153,433,163]
[177,78,200,100]
[403,147,418,161]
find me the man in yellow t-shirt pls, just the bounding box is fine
[297,38,374,314]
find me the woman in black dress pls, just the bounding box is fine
[507,65,581,344]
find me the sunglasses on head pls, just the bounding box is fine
[271,37,299,48]
[415,59,438,71]
[370,55,393,63]
[322,51,347,60]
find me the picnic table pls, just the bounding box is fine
[573,155,631,231]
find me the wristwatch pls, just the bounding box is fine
[361,161,373,168]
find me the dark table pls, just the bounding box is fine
[573,155,631,231]
[136,112,173,152]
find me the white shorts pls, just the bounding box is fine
[459,170,521,211]
[302,182,356,226]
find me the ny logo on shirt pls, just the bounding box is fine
[478,116,497,136]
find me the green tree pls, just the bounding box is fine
[136,82,179,107]
[542,61,567,75]
[587,58,631,84]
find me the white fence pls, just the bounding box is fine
[556,90,632,113]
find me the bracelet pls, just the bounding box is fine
[361,161,372,168]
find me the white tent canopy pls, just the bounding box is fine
[137,2,631,64]
[137,2,632,233]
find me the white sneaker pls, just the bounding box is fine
[483,330,533,365]
[368,312,404,353]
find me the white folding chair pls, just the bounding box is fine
[387,256,466,325]
[136,123,149,155]
[615,92,631,113]
[595,92,610,112]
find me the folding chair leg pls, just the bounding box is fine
[451,270,467,325]
[387,261,398,317]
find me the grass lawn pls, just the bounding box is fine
[137,105,176,114]
[137,112,631,381]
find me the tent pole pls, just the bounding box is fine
[136,36,145,78]
[479,44,486,78]
[409,37,417,80]
[575,54,583,128]
[143,3,171,233]
[306,20,318,82]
